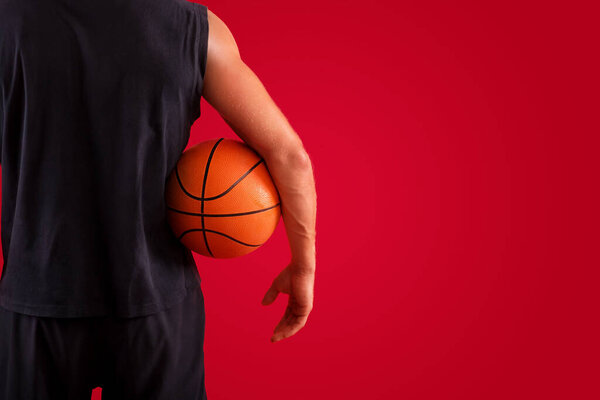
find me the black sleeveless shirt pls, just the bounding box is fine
[0,0,208,318]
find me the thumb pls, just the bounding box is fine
[261,285,279,306]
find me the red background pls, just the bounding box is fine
[3,0,599,399]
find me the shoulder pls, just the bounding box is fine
[204,7,242,61]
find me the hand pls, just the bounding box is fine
[261,262,315,342]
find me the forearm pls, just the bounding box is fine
[264,149,317,271]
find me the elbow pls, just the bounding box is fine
[288,148,312,170]
[265,145,312,171]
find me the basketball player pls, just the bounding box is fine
[0,1,316,398]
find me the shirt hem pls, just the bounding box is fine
[0,278,202,319]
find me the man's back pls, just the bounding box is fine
[0,0,209,318]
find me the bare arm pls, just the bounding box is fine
[202,9,316,342]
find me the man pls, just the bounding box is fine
[0,1,316,399]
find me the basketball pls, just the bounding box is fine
[165,138,281,258]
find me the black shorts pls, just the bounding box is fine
[0,284,207,400]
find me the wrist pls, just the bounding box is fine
[291,255,316,272]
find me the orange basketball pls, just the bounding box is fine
[165,138,281,258]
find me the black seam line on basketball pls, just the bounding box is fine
[201,138,225,257]
[178,229,263,247]
[167,203,280,217]
[203,159,264,200]
[176,158,265,202]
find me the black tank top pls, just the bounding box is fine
[0,0,208,318]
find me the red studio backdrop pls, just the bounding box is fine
[1,1,598,399]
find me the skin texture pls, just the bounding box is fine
[202,9,317,343]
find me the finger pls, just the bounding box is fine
[271,305,308,342]
[271,298,312,335]
[261,285,279,305]
[271,314,309,342]
[272,305,293,333]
